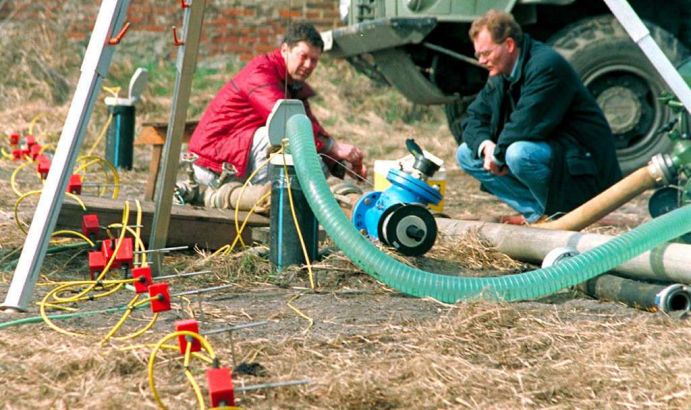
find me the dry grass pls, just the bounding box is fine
[0,6,689,410]
[2,301,689,409]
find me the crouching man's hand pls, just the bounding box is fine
[481,141,508,176]
[328,140,367,179]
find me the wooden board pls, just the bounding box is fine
[56,196,270,250]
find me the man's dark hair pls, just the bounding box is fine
[283,21,324,52]
[469,9,523,45]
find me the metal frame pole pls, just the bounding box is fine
[2,0,130,311]
[603,0,691,113]
[149,0,206,275]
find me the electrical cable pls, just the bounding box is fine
[212,190,271,258]
[10,159,35,197]
[74,155,120,199]
[280,141,315,288]
[148,330,217,410]
[49,201,130,303]
[231,148,281,249]
[14,190,87,235]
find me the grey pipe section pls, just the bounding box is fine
[436,218,691,284]
[578,273,691,313]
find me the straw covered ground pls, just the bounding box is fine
[0,7,689,410]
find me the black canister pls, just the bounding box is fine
[105,104,135,170]
[269,154,319,271]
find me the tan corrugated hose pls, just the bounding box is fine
[536,166,659,231]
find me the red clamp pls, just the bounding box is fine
[9,133,20,146]
[81,214,100,240]
[175,319,202,354]
[12,148,25,160]
[131,266,153,294]
[206,367,235,408]
[101,237,134,269]
[149,283,171,313]
[67,174,82,194]
[36,155,51,179]
[29,144,42,160]
[88,250,106,280]
[25,135,36,148]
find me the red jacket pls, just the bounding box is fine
[188,49,331,177]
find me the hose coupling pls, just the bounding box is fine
[655,284,691,313]
[648,154,677,186]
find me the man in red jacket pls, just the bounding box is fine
[186,22,366,207]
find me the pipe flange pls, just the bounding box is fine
[541,247,580,268]
[655,284,691,313]
[648,154,677,186]
[380,204,437,256]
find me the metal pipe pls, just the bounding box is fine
[436,218,691,284]
[578,273,691,313]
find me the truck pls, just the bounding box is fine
[324,0,691,173]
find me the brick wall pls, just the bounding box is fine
[0,0,341,61]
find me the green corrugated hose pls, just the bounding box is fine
[287,114,691,303]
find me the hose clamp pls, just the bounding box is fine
[541,246,579,268]
[648,154,676,186]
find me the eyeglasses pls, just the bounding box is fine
[474,41,505,60]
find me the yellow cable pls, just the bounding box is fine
[1,146,13,159]
[107,223,147,267]
[53,201,129,302]
[280,142,315,288]
[13,190,87,235]
[184,342,206,410]
[221,190,271,257]
[39,143,55,154]
[135,200,146,267]
[28,114,41,136]
[148,330,217,410]
[86,114,114,157]
[75,155,120,199]
[100,293,140,345]
[232,147,282,249]
[10,160,35,197]
[50,230,96,247]
[39,286,88,337]
[287,293,313,332]
[112,313,158,341]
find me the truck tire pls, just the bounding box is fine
[549,15,689,174]
[444,97,474,145]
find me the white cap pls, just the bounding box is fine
[105,67,148,106]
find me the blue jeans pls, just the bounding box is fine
[456,141,552,222]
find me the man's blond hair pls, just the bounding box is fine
[469,9,523,44]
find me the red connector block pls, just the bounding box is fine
[175,319,202,354]
[207,367,235,408]
[9,133,20,146]
[88,250,106,280]
[131,266,153,294]
[148,282,171,313]
[81,214,100,241]
[29,144,42,160]
[67,174,82,194]
[101,237,134,269]
[36,155,51,179]
[12,148,25,160]
[24,135,36,148]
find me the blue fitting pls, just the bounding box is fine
[352,168,442,241]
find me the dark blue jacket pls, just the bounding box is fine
[462,35,622,215]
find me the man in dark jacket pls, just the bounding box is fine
[187,22,366,199]
[457,9,622,224]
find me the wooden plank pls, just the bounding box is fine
[144,145,162,200]
[56,197,270,250]
[134,120,198,145]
